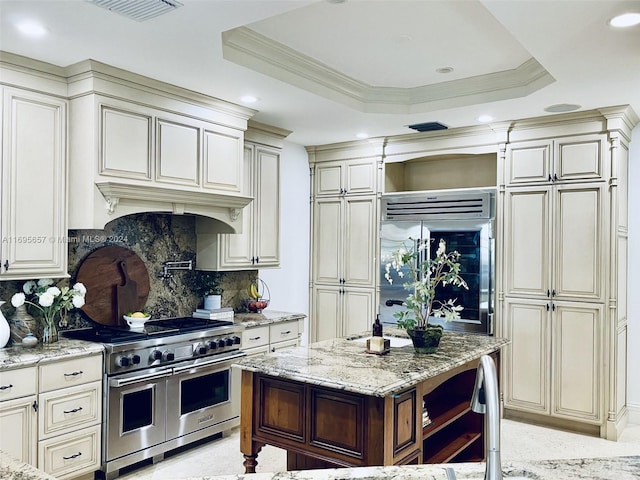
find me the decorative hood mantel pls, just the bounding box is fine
[94,182,253,233]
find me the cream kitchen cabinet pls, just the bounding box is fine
[37,355,103,479]
[196,122,291,271]
[197,144,280,270]
[241,317,303,356]
[505,133,607,186]
[0,87,68,280]
[312,286,374,342]
[0,366,38,465]
[314,158,377,197]
[503,298,603,424]
[503,183,605,303]
[312,196,377,287]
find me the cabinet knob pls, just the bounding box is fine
[2,260,8,271]
[553,173,558,182]
[256,256,259,264]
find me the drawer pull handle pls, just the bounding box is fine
[64,371,83,377]
[0,384,13,390]
[63,406,83,414]
[280,331,291,335]
[62,452,82,460]
[249,336,262,341]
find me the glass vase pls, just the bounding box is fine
[41,314,59,344]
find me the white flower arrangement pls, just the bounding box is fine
[385,238,468,331]
[11,279,87,342]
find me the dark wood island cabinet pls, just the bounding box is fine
[235,330,508,473]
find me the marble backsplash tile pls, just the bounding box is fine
[0,213,257,331]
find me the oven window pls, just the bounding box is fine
[429,230,481,321]
[122,388,154,433]
[181,370,229,415]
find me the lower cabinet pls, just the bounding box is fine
[0,353,103,479]
[312,287,374,342]
[241,318,304,357]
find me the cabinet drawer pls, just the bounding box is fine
[269,338,299,353]
[242,326,269,349]
[0,366,37,401]
[39,380,101,439]
[38,424,101,479]
[39,355,102,393]
[269,321,299,344]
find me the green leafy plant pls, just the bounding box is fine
[384,239,468,331]
[195,271,223,296]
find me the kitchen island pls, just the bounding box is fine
[235,329,509,473]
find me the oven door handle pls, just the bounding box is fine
[109,368,173,388]
[172,351,247,374]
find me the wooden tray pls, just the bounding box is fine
[76,246,150,327]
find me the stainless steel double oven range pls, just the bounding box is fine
[63,317,245,479]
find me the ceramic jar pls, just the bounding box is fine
[9,304,38,345]
[0,301,11,348]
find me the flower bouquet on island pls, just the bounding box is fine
[11,279,87,344]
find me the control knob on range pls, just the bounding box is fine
[216,339,226,349]
[232,336,241,345]
[151,350,162,361]
[195,344,208,355]
[163,351,175,362]
[117,356,130,367]
[225,337,234,346]
[208,340,218,350]
[131,354,141,365]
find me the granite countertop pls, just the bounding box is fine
[234,310,306,328]
[0,338,104,371]
[0,450,57,480]
[234,328,509,397]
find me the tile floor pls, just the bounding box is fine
[118,419,640,479]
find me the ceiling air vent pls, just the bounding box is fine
[407,122,448,132]
[87,0,183,22]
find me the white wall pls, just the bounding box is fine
[627,124,640,423]
[259,141,310,342]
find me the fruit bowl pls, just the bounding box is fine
[123,312,151,331]
[246,279,270,313]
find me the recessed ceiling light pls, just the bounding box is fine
[436,66,454,74]
[356,132,369,139]
[16,20,47,37]
[240,95,258,104]
[477,115,494,123]
[609,12,640,28]
[544,103,581,113]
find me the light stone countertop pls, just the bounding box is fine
[0,337,104,371]
[174,456,640,480]
[234,328,509,397]
[234,310,306,328]
[0,450,57,480]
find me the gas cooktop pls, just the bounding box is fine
[62,317,234,344]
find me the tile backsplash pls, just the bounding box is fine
[0,213,257,330]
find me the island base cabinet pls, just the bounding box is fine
[240,355,495,474]
[37,424,101,479]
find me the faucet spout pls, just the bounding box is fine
[470,355,502,480]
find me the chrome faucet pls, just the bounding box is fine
[470,354,503,480]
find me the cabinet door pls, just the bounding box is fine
[342,288,375,337]
[1,88,67,279]
[254,146,280,267]
[503,187,552,298]
[218,145,255,268]
[0,395,37,465]
[313,198,343,284]
[343,197,376,286]
[502,299,550,414]
[505,140,552,185]
[554,134,606,183]
[313,287,341,342]
[344,159,377,195]
[156,117,199,186]
[552,302,603,423]
[553,184,604,302]
[315,163,343,196]
[203,124,244,193]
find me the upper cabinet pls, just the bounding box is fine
[0,86,68,280]
[314,158,377,196]
[505,134,607,186]
[196,121,291,271]
[66,59,255,231]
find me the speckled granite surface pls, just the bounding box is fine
[0,450,56,480]
[0,338,103,370]
[234,329,509,397]
[235,310,306,328]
